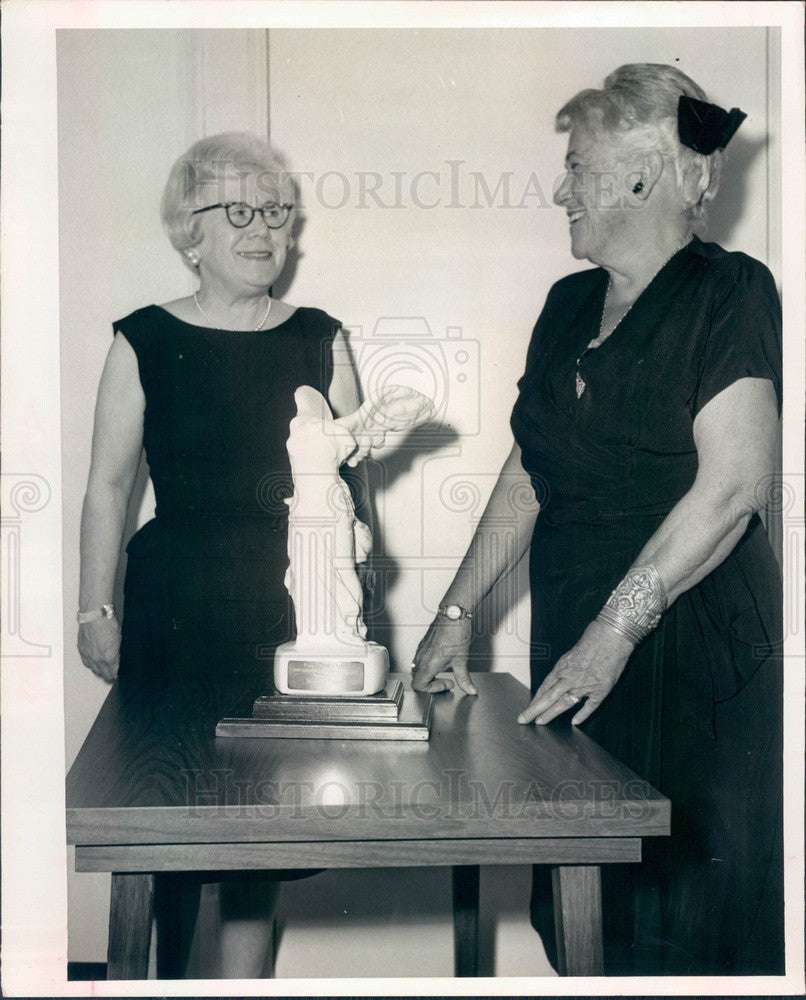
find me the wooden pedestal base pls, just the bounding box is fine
[216,675,433,740]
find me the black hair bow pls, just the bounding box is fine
[677,95,747,155]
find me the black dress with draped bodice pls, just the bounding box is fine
[511,238,784,975]
[114,304,340,705]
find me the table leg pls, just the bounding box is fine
[107,872,155,980]
[551,864,604,976]
[452,864,480,976]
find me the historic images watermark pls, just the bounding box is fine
[190,159,647,214]
[181,766,656,824]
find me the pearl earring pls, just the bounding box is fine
[186,252,200,267]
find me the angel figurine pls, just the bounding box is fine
[274,384,435,696]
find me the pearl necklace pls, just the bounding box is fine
[193,291,272,331]
[575,234,691,399]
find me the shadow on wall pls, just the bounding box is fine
[271,243,300,302]
[362,424,461,658]
[705,135,766,248]
[468,553,531,680]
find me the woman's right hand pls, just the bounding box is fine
[411,616,478,695]
[78,617,121,683]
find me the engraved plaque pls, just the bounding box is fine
[287,659,365,692]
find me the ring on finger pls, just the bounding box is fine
[566,692,581,705]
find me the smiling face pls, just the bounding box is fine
[192,170,295,297]
[553,123,639,265]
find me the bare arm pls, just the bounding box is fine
[634,378,777,601]
[77,333,145,681]
[521,376,778,725]
[412,441,539,694]
[327,328,362,422]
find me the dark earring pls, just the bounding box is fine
[633,181,644,194]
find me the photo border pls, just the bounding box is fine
[2,2,803,996]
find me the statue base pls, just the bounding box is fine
[272,640,390,697]
[216,673,433,741]
[254,678,404,722]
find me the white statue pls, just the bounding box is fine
[274,384,435,696]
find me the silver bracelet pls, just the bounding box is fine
[596,564,667,645]
[77,604,116,625]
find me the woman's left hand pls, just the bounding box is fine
[517,618,635,726]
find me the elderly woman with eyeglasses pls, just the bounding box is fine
[413,65,783,975]
[76,133,375,978]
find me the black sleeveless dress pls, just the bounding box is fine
[115,304,340,706]
[108,305,338,917]
[511,238,784,975]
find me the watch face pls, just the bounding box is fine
[445,605,462,620]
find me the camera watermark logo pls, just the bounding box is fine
[1,474,52,657]
[753,472,804,658]
[343,317,480,438]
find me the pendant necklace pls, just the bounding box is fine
[194,291,272,331]
[575,234,691,399]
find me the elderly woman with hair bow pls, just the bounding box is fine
[413,64,783,975]
[77,132,381,978]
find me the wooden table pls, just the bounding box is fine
[66,671,670,979]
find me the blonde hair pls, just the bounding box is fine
[160,132,296,252]
[556,64,723,222]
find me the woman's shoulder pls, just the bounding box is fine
[111,304,170,352]
[288,304,343,335]
[689,238,777,290]
[531,267,603,324]
[547,266,603,301]
[113,303,164,332]
[152,296,198,324]
[291,303,341,324]
[552,265,602,289]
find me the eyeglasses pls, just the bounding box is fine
[192,201,294,230]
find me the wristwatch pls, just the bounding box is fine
[438,603,473,621]
[77,604,116,624]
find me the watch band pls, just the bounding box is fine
[438,603,473,621]
[77,604,116,624]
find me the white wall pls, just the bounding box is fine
[59,26,777,972]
